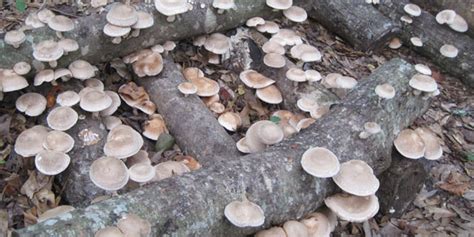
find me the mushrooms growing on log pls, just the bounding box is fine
[15,58,431,236]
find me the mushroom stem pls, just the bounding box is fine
[112,37,122,44]
[131,29,140,38]
[359,131,370,139]
[217,9,225,14]
[413,90,421,96]
[166,15,176,22]
[51,80,58,86]
[55,31,64,39]
[49,60,58,68]
[13,43,20,48]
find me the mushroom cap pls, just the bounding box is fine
[266,0,293,10]
[256,85,283,104]
[100,91,122,116]
[183,67,205,80]
[68,60,96,80]
[212,0,235,10]
[104,116,123,131]
[189,77,220,97]
[403,3,421,17]
[80,90,113,112]
[25,12,46,28]
[414,127,443,160]
[263,53,286,68]
[94,226,125,237]
[104,125,144,159]
[336,76,357,89]
[410,37,423,47]
[136,100,157,115]
[310,105,330,119]
[414,64,432,75]
[163,41,176,51]
[37,205,75,222]
[333,159,380,196]
[239,70,275,89]
[283,6,308,22]
[301,212,332,237]
[37,9,55,23]
[33,40,64,62]
[132,11,154,29]
[435,9,456,24]
[43,130,75,153]
[324,193,379,222]
[388,37,402,49]
[54,68,73,80]
[224,198,265,227]
[117,214,151,237]
[142,114,168,140]
[271,29,302,46]
[254,120,284,145]
[256,227,286,237]
[409,74,438,92]
[0,70,28,92]
[152,160,190,182]
[47,106,78,131]
[85,78,105,91]
[282,220,309,237]
[4,30,26,46]
[296,97,318,112]
[56,90,80,107]
[126,150,151,167]
[305,70,322,82]
[34,69,55,86]
[394,129,425,159]
[14,125,49,157]
[204,33,231,55]
[375,83,396,99]
[246,17,265,27]
[118,82,151,107]
[132,52,164,77]
[48,15,74,32]
[236,137,251,153]
[262,41,286,55]
[209,102,225,114]
[218,112,242,132]
[58,38,79,53]
[177,82,198,95]
[123,49,154,64]
[295,118,315,132]
[89,156,129,191]
[301,147,340,178]
[128,163,156,183]
[103,23,131,37]
[448,14,468,32]
[35,150,71,175]
[290,44,322,62]
[439,44,458,58]
[256,21,280,34]
[16,92,47,117]
[106,3,138,27]
[154,0,189,16]
[364,122,381,134]
[286,68,307,82]
[322,73,341,88]
[13,62,31,75]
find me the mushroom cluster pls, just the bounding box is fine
[394,127,443,160]
[95,213,151,237]
[104,3,154,44]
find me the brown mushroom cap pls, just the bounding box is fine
[409,74,438,92]
[375,83,396,99]
[104,125,144,159]
[14,125,49,157]
[47,106,78,131]
[89,156,129,191]
[117,214,151,237]
[35,150,70,175]
[224,197,265,227]
[132,53,164,77]
[394,128,425,159]
[106,3,138,27]
[142,114,169,140]
[266,0,293,10]
[283,220,309,237]
[388,37,402,49]
[256,85,283,104]
[283,6,308,22]
[324,193,379,222]
[204,33,231,55]
[177,82,198,95]
[301,147,340,178]
[414,127,443,160]
[239,70,275,89]
[15,92,47,117]
[218,112,242,132]
[333,160,380,196]
[189,77,220,97]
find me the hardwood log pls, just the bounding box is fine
[15,58,431,236]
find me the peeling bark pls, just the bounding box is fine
[15,58,430,236]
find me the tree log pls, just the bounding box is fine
[137,57,240,162]
[15,58,431,236]
[376,0,474,88]
[308,0,400,52]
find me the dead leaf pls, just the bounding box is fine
[20,171,53,199]
[438,172,470,196]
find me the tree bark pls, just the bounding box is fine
[376,0,474,88]
[15,58,431,236]
[308,0,400,52]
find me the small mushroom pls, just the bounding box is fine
[403,3,421,17]
[375,83,395,99]
[85,78,105,91]
[152,161,190,181]
[263,53,286,68]
[400,15,413,24]
[262,41,286,55]
[414,127,443,160]
[56,91,80,107]
[359,122,381,139]
[256,21,280,34]
[246,17,265,27]
[142,114,169,141]
[47,106,78,131]
[100,91,122,116]
[236,137,251,153]
[15,92,47,117]
[271,29,302,46]
[212,0,235,14]
[103,116,123,131]
[209,102,225,114]
[324,193,379,222]
[309,105,330,119]
[54,68,73,82]
[37,9,55,23]
[58,38,79,55]
[154,0,189,22]
[35,150,71,175]
[218,112,242,132]
[131,11,154,37]
[103,23,131,44]
[89,156,129,191]
[204,33,231,55]
[245,120,284,153]
[388,37,402,49]
[256,85,283,104]
[410,37,423,47]
[128,163,156,183]
[266,0,292,10]
[80,90,113,116]
[132,52,164,77]
[435,9,456,25]
[33,40,64,68]
[117,214,151,237]
[106,3,138,27]
[13,61,31,75]
[439,44,458,58]
[305,70,322,82]
[448,14,468,32]
[394,129,425,159]
[68,60,97,80]
[43,130,75,153]
[14,125,49,157]
[104,125,144,159]
[239,70,275,89]
[301,212,332,237]
[409,74,438,94]
[286,68,307,85]
[301,147,340,178]
[47,15,75,38]
[189,77,220,97]
[34,69,55,86]
[283,6,308,23]
[332,160,380,196]
[224,195,265,227]
[414,64,432,75]
[25,12,46,28]
[296,97,318,112]
[177,82,198,97]
[290,44,322,62]
[4,30,26,48]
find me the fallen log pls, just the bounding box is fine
[15,58,431,236]
[137,57,240,162]
[309,0,400,52]
[376,0,474,88]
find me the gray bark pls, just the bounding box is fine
[309,0,400,52]
[376,0,474,88]
[15,58,431,236]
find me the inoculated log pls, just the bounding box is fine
[376,0,474,88]
[15,58,431,236]
[137,58,240,163]
[309,0,400,52]
[0,0,310,68]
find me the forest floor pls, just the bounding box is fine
[0,2,473,236]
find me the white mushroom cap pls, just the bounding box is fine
[54,68,73,81]
[142,114,168,141]
[132,11,154,29]
[33,40,64,63]
[375,83,396,99]
[125,150,151,167]
[435,9,456,24]
[103,23,131,37]
[25,12,46,28]
[410,37,423,47]
[35,150,71,175]
[37,205,75,223]
[80,90,113,112]
[218,112,242,132]
[271,29,302,46]
[394,129,425,159]
[286,68,306,82]
[239,70,275,89]
[43,130,74,153]
[256,21,280,34]
[132,53,164,77]
[236,137,251,153]
[283,6,308,22]
[262,41,286,55]
[128,163,155,183]
[256,227,286,237]
[100,91,121,116]
[5,30,26,48]
[364,122,381,134]
[177,82,198,95]
[403,3,421,17]
[409,74,438,92]
[296,97,318,112]
[266,0,293,10]
[151,44,165,53]
[106,3,138,27]
[89,156,129,191]
[13,62,31,75]
[37,9,55,23]
[324,193,379,222]
[48,15,74,32]
[94,227,124,237]
[224,196,265,227]
[16,92,47,117]
[414,64,432,75]
[152,160,190,181]
[47,106,79,131]
[290,44,322,62]
[56,91,80,107]
[251,120,284,145]
[163,41,176,51]
[85,78,105,91]
[204,33,231,55]
[34,69,55,86]
[212,0,235,10]
[256,85,283,104]
[263,53,286,68]
[439,44,458,58]
[414,127,443,160]
[323,73,342,88]
[333,160,380,196]
[301,147,340,178]
[448,14,468,32]
[246,17,265,27]
[388,37,402,49]
[58,38,79,53]
[117,214,151,237]
[104,125,144,159]
[14,125,49,157]
[305,70,322,82]
[301,212,332,237]
[68,60,97,80]
[154,0,189,16]
[401,15,413,24]
[282,220,309,237]
[103,116,123,131]
[335,76,357,89]
[0,70,28,92]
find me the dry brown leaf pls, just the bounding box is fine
[438,173,470,196]
[20,171,53,199]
